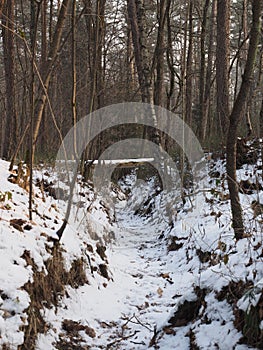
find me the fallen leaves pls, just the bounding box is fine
[10,218,27,232]
[62,319,96,338]
[157,287,163,297]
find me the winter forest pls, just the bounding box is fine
[0,0,263,349]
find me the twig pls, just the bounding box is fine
[106,330,139,349]
[148,325,160,348]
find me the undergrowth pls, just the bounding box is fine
[19,244,88,350]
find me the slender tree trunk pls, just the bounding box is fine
[226,0,261,240]
[185,0,193,126]
[32,0,70,161]
[216,0,230,139]
[29,0,41,220]
[49,0,53,43]
[154,0,166,107]
[201,0,216,142]
[2,0,18,159]
[166,0,175,111]
[96,0,106,109]
[0,0,4,16]
[126,16,136,98]
[40,0,48,149]
[199,0,210,141]
[260,98,263,140]
[71,0,77,156]
[127,0,147,102]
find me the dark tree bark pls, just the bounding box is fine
[127,0,153,103]
[126,14,136,98]
[199,0,210,141]
[2,0,18,159]
[154,0,167,107]
[226,0,261,240]
[216,0,230,138]
[32,0,70,162]
[260,98,263,140]
[166,0,175,111]
[185,0,193,126]
[201,0,216,142]
[0,0,4,16]
[39,0,48,149]
[71,0,77,156]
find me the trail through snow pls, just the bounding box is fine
[39,204,183,349]
[1,158,261,349]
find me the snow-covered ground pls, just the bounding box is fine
[0,154,262,349]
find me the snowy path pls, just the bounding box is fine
[82,208,196,349]
[38,207,188,349]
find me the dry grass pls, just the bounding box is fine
[19,244,89,350]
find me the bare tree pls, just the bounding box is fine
[32,0,70,162]
[154,0,167,107]
[199,0,210,141]
[201,0,216,142]
[71,0,77,156]
[216,0,230,139]
[2,0,18,159]
[226,0,261,240]
[127,0,153,104]
[0,0,4,16]
[185,0,193,126]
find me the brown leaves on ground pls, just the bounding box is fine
[10,218,32,232]
[62,319,96,338]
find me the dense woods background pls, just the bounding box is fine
[0,0,262,237]
[0,0,262,158]
[1,3,263,348]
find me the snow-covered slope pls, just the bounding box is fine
[0,152,263,349]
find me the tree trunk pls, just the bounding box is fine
[166,0,175,111]
[226,0,261,240]
[2,0,18,159]
[40,0,48,150]
[71,0,77,156]
[32,0,70,161]
[127,0,153,104]
[0,0,4,16]
[216,0,230,139]
[154,0,166,107]
[185,0,193,126]
[126,15,136,98]
[199,0,210,141]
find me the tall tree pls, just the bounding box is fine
[166,0,175,111]
[127,0,153,104]
[216,0,230,138]
[71,0,77,156]
[2,0,18,159]
[31,0,70,161]
[185,0,193,126]
[154,0,167,107]
[199,0,210,141]
[0,0,4,16]
[226,0,261,240]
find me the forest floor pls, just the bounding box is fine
[0,143,263,349]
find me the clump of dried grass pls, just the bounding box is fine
[19,244,89,350]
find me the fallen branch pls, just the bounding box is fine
[106,330,139,349]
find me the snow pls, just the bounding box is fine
[0,155,262,349]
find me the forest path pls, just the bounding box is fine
[38,192,192,350]
[85,208,190,349]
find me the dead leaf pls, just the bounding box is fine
[163,326,176,335]
[10,218,26,232]
[223,254,229,265]
[157,287,163,297]
[85,325,96,338]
